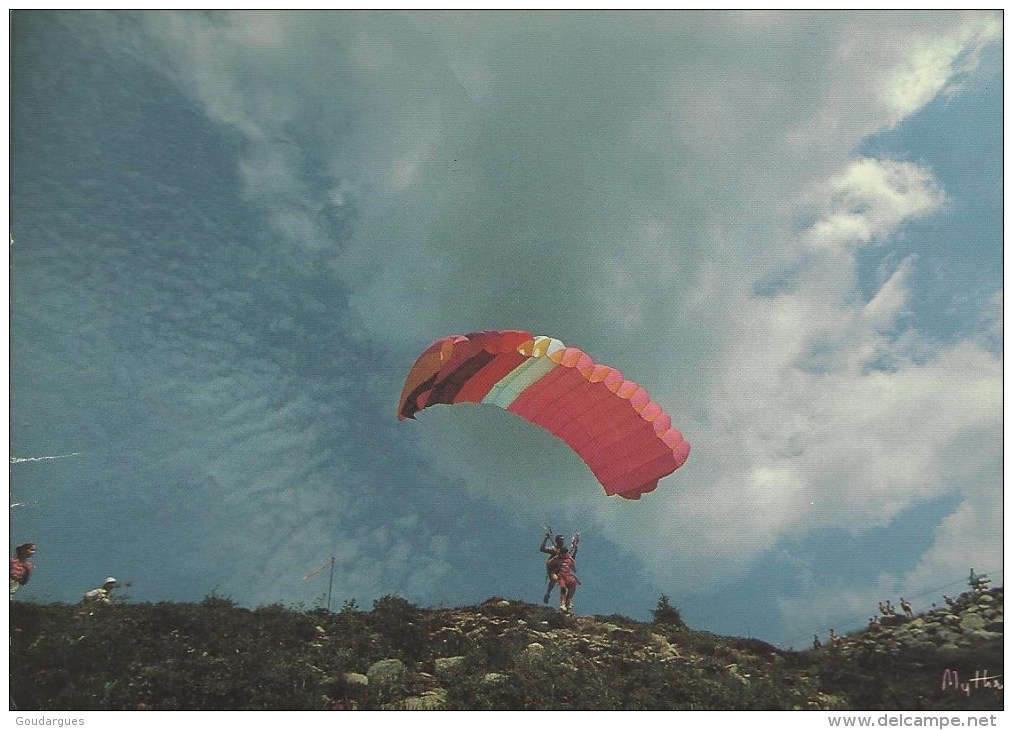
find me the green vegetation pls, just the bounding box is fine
[651,594,686,628]
[9,592,1002,711]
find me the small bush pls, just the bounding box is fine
[651,594,685,628]
[369,594,427,661]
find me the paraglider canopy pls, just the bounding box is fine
[397,329,690,499]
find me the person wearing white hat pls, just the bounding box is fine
[82,577,120,604]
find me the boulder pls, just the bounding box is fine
[524,642,546,656]
[973,630,1003,642]
[434,656,465,673]
[397,689,448,710]
[367,658,407,687]
[960,613,987,632]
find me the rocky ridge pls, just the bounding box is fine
[9,589,1003,711]
[834,587,1003,657]
[318,592,1002,711]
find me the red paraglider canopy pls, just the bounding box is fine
[398,330,690,499]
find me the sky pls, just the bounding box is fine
[9,10,1003,649]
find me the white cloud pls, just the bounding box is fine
[807,159,945,248]
[862,257,913,331]
[979,290,1003,348]
[901,493,1003,594]
[879,14,1003,127]
[786,11,1001,154]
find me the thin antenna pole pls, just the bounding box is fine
[327,556,335,612]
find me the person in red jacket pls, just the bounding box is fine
[10,543,36,600]
[556,545,579,613]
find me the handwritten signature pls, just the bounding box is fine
[941,669,1003,697]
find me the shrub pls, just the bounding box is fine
[369,594,427,661]
[651,594,685,628]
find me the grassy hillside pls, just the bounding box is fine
[9,591,1002,711]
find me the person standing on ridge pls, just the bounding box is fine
[540,533,566,604]
[556,536,580,613]
[10,543,36,599]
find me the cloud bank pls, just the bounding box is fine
[11,11,1001,643]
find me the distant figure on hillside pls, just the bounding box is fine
[82,577,120,604]
[812,634,822,650]
[9,543,36,599]
[943,595,957,609]
[828,628,839,645]
[900,597,913,618]
[969,568,990,593]
[878,601,889,616]
[884,600,895,615]
[868,616,881,632]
